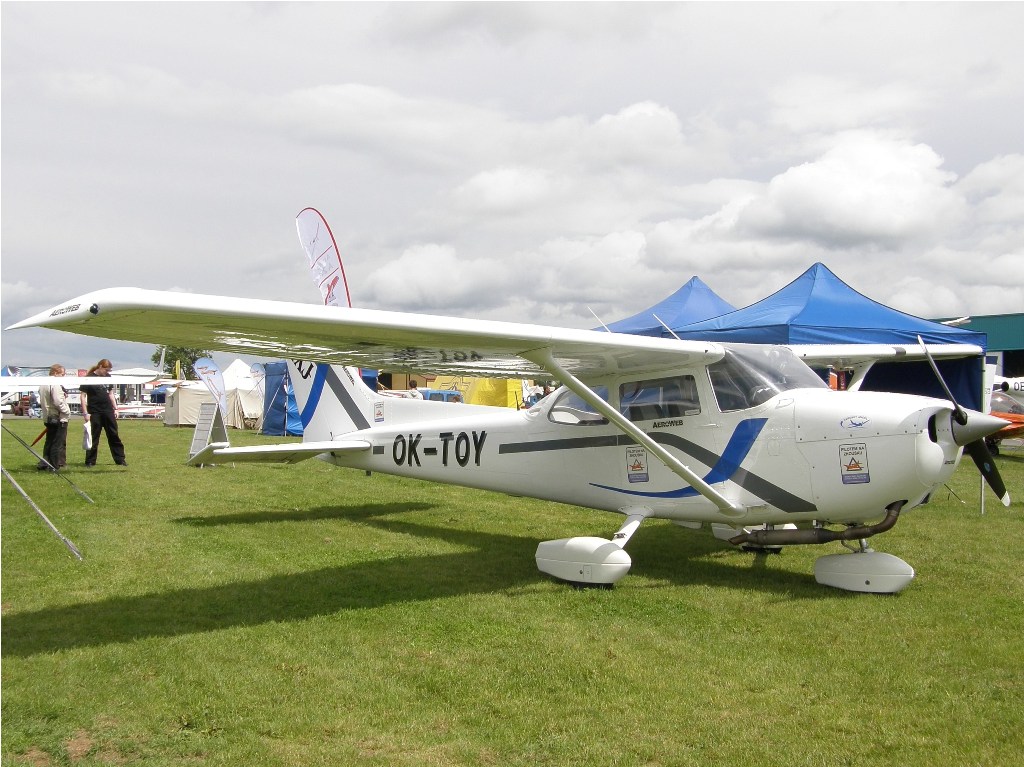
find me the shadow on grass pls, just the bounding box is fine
[3,504,827,658]
[173,501,436,526]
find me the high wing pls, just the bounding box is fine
[8,288,724,380]
[789,343,983,390]
[791,343,984,368]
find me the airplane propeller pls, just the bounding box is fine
[918,336,1011,506]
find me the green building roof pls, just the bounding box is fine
[937,314,1023,352]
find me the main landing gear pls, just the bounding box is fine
[535,503,917,593]
[534,512,647,587]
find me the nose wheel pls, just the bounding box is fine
[814,545,915,593]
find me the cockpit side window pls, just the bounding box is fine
[548,386,610,426]
[708,345,826,412]
[619,376,701,422]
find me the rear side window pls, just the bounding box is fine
[620,376,700,422]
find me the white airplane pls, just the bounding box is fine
[8,288,1010,594]
[1,373,160,415]
[994,375,1024,408]
[0,373,159,392]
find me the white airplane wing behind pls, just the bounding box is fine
[8,288,724,380]
[0,374,160,392]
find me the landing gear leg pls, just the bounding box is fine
[535,511,649,587]
[841,537,872,554]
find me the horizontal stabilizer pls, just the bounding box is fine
[186,440,370,466]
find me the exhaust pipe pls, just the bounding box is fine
[729,501,905,547]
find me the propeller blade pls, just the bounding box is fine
[917,335,968,424]
[916,336,1011,506]
[965,440,1011,507]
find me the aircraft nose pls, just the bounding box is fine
[950,411,1010,447]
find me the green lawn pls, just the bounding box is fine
[2,419,1022,766]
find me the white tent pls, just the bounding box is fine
[163,359,265,429]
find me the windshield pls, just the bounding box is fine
[708,345,826,411]
[991,392,1024,415]
[548,386,610,425]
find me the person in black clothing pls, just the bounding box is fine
[80,358,127,467]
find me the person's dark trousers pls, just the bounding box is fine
[86,412,126,465]
[38,420,67,469]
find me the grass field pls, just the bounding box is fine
[2,418,1022,766]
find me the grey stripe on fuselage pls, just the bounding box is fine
[498,433,815,513]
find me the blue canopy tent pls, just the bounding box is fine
[262,362,303,436]
[671,263,987,409]
[150,384,172,404]
[605,277,735,335]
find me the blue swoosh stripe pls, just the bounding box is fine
[591,418,768,499]
[300,364,329,427]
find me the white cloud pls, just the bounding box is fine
[360,244,515,312]
[738,132,964,247]
[956,154,1024,225]
[769,76,930,134]
[452,166,558,215]
[583,102,691,168]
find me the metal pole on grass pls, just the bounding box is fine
[1,423,94,503]
[1,466,83,560]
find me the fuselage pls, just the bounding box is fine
[318,360,963,530]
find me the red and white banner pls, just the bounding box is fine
[296,207,352,308]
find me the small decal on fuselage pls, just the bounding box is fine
[626,446,649,483]
[374,401,385,423]
[839,443,870,484]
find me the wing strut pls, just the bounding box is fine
[525,348,746,517]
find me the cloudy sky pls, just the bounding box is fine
[2,2,1022,371]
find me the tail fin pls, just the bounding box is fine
[288,361,378,441]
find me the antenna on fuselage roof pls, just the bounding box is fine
[653,314,683,341]
[588,307,611,333]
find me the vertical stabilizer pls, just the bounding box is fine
[287,360,501,444]
[287,362,377,441]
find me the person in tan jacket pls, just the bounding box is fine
[38,363,71,471]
